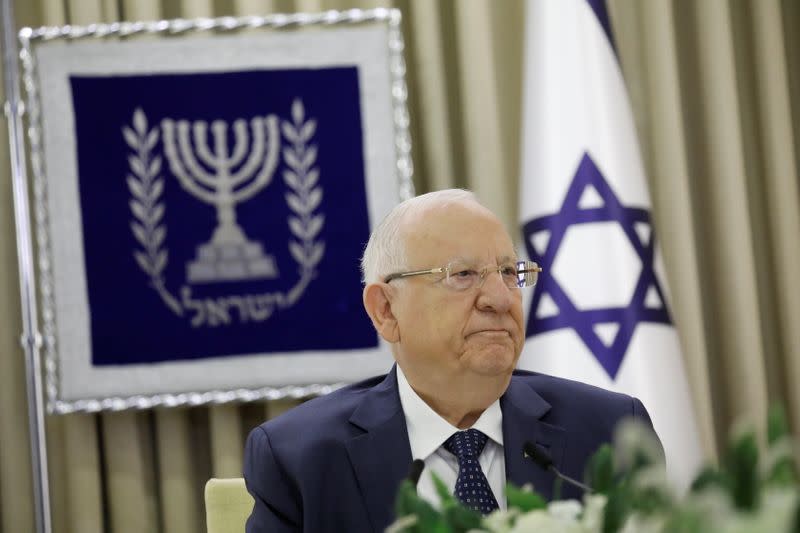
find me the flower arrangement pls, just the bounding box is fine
[389,407,800,532]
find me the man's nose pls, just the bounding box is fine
[476,269,514,312]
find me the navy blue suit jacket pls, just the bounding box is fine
[243,367,656,532]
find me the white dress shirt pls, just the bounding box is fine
[396,366,507,510]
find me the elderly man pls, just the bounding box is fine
[244,189,657,532]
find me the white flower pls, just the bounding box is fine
[761,437,796,478]
[613,417,664,472]
[509,510,584,533]
[481,508,518,533]
[580,494,607,531]
[547,499,582,522]
[629,464,675,507]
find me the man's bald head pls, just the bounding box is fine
[360,189,489,284]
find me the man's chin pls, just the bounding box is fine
[464,348,517,376]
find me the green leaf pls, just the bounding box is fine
[586,444,615,494]
[393,480,447,533]
[429,472,481,533]
[430,471,454,506]
[392,480,417,521]
[767,404,790,445]
[766,456,798,487]
[689,466,726,493]
[627,484,671,515]
[791,498,800,533]
[442,507,481,533]
[414,505,448,533]
[763,434,798,487]
[505,483,546,512]
[724,430,759,510]
[661,507,707,533]
[602,487,630,533]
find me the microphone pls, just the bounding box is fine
[522,441,592,496]
[407,459,425,489]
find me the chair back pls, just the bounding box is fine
[205,478,254,533]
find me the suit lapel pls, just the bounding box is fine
[343,370,568,528]
[501,376,566,500]
[345,367,412,532]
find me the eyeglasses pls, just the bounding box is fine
[384,260,542,291]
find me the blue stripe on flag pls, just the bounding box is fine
[585,0,616,52]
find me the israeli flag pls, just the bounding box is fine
[518,0,702,489]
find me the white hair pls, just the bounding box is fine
[360,189,480,283]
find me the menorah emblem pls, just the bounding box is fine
[161,115,280,283]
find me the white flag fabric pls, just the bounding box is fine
[517,0,703,490]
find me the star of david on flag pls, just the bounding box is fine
[523,153,671,379]
[517,0,703,490]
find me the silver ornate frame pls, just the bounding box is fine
[17,8,414,414]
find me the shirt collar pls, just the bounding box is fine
[396,366,504,461]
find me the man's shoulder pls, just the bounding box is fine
[508,369,655,440]
[250,373,391,438]
[510,369,642,416]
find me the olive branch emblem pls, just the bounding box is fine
[123,99,325,324]
[281,99,325,303]
[123,109,182,315]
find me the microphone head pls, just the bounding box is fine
[408,459,425,487]
[523,441,554,470]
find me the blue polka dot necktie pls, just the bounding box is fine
[443,429,499,515]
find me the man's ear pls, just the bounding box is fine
[363,282,400,343]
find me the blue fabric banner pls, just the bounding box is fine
[69,67,377,365]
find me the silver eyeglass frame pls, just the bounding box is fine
[384,260,542,289]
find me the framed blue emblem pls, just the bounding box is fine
[20,10,412,413]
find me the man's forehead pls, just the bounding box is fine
[405,198,500,229]
[448,254,519,265]
[403,201,516,262]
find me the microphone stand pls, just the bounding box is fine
[523,441,592,498]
